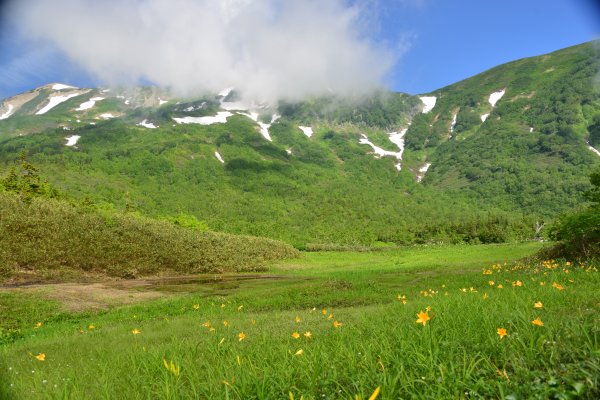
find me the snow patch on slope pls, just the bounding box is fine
[488,89,505,107]
[173,112,233,125]
[76,97,105,111]
[218,87,234,98]
[299,126,313,138]
[99,113,115,119]
[450,112,458,134]
[65,135,81,146]
[214,151,225,163]
[419,96,437,113]
[137,120,158,129]
[416,163,431,183]
[481,113,490,122]
[36,93,81,115]
[53,83,76,91]
[588,142,600,157]
[359,130,407,171]
[255,114,280,142]
[0,104,14,120]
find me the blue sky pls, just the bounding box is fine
[0,0,598,99]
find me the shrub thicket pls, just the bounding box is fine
[0,193,299,280]
[541,170,600,260]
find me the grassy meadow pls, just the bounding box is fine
[1,242,599,399]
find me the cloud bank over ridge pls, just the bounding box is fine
[9,0,395,101]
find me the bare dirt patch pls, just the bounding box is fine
[0,274,287,313]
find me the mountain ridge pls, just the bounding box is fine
[0,40,598,246]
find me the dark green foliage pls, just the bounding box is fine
[454,108,481,133]
[0,152,60,202]
[588,114,600,147]
[0,193,298,280]
[547,170,600,259]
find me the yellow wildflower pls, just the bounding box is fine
[333,321,343,328]
[328,314,334,320]
[497,328,507,339]
[497,284,504,289]
[294,349,304,356]
[193,304,200,310]
[35,322,43,329]
[368,387,381,400]
[322,309,327,315]
[223,320,229,327]
[291,332,301,339]
[552,282,565,291]
[533,301,543,309]
[132,329,141,335]
[35,353,46,361]
[295,316,301,323]
[488,281,495,286]
[532,317,544,327]
[88,325,95,330]
[415,311,430,326]
[238,332,246,341]
[163,358,181,377]
[237,305,244,311]
[303,331,313,339]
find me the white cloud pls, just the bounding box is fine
[9,0,396,102]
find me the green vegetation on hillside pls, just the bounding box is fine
[0,41,598,247]
[0,157,298,281]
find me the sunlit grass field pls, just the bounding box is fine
[1,242,599,399]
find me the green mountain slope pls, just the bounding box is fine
[0,42,598,247]
[409,41,600,215]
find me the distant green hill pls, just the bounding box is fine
[0,42,598,247]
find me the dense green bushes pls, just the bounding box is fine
[0,193,298,281]
[545,170,600,260]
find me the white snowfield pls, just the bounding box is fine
[419,96,437,113]
[76,97,105,111]
[587,142,600,157]
[158,98,168,105]
[214,151,225,163]
[137,120,158,129]
[0,104,14,120]
[52,83,76,91]
[299,126,313,138]
[36,93,81,115]
[65,135,81,146]
[481,113,490,122]
[99,113,115,119]
[173,112,233,125]
[530,127,534,133]
[488,89,505,107]
[286,149,292,155]
[416,163,432,183]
